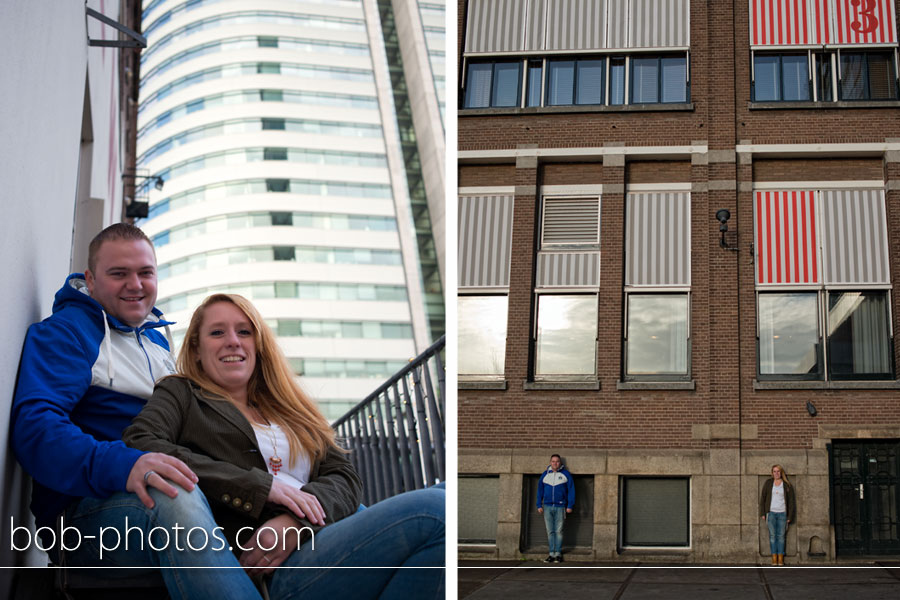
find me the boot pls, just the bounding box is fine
[777,553,784,566]
[771,554,778,565]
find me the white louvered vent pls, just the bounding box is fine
[541,197,600,248]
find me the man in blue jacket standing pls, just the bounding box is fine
[536,454,574,563]
[12,223,262,600]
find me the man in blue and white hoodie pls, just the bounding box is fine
[536,454,574,563]
[12,223,263,600]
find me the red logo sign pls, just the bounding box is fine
[850,0,880,34]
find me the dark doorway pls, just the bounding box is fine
[520,474,593,553]
[829,440,900,555]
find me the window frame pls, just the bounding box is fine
[629,54,689,105]
[756,289,895,381]
[619,475,691,549]
[457,293,509,380]
[463,60,522,108]
[623,290,692,381]
[462,52,690,109]
[751,49,900,103]
[751,51,812,102]
[533,292,599,380]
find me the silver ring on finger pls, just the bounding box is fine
[262,555,272,564]
[143,470,157,483]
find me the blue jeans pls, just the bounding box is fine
[63,486,262,600]
[268,486,445,600]
[767,511,787,555]
[542,505,565,556]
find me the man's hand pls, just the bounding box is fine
[267,479,326,526]
[537,507,543,514]
[566,508,573,514]
[239,514,306,575]
[126,453,198,509]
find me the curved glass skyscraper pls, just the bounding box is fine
[136,0,444,419]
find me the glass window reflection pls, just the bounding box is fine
[458,296,508,376]
[758,293,820,376]
[535,295,597,376]
[626,294,689,375]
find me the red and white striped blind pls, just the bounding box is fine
[754,190,820,285]
[750,0,897,46]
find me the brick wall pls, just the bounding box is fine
[458,0,900,453]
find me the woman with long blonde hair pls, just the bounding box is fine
[125,294,444,598]
[759,464,796,565]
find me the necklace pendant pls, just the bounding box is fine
[269,455,283,475]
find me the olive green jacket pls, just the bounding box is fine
[758,478,796,523]
[123,376,362,548]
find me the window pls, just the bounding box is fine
[753,54,810,101]
[458,296,507,377]
[463,61,521,108]
[623,191,692,381]
[525,60,542,107]
[754,188,892,381]
[462,54,689,109]
[535,294,597,377]
[840,52,898,100]
[625,293,690,377]
[458,476,499,544]
[522,474,594,552]
[631,55,688,104]
[546,59,605,106]
[620,477,690,548]
[758,290,892,380]
[752,51,898,102]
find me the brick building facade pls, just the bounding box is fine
[457,0,900,563]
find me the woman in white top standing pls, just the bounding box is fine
[759,464,796,565]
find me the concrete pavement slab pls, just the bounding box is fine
[764,566,900,585]
[768,584,900,600]
[628,567,763,584]
[493,563,631,583]
[465,580,622,600]
[620,582,767,600]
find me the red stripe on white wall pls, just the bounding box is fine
[833,0,897,45]
[755,191,820,285]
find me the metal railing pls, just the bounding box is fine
[333,335,445,506]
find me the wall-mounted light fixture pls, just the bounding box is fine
[716,209,738,252]
[122,172,164,219]
[806,400,818,417]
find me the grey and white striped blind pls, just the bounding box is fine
[820,189,890,286]
[625,192,691,286]
[545,0,608,51]
[464,0,529,53]
[541,197,601,247]
[458,195,515,288]
[466,0,690,54]
[627,0,690,48]
[536,251,601,287]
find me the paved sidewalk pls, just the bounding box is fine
[459,560,900,599]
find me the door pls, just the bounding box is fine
[830,440,900,555]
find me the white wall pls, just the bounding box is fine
[0,0,124,586]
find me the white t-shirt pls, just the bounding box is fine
[770,481,787,513]
[251,421,311,489]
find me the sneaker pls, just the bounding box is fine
[555,555,564,563]
[542,555,554,563]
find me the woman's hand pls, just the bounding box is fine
[267,478,326,525]
[238,514,306,575]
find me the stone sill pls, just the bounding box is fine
[459,380,508,391]
[754,379,900,390]
[460,103,694,117]
[749,100,900,110]
[617,380,696,391]
[524,380,601,391]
